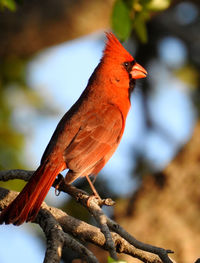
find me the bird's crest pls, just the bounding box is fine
[103,32,133,62]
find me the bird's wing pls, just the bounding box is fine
[63,104,124,177]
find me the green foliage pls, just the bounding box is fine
[112,0,171,42]
[0,58,27,171]
[112,0,132,41]
[146,0,171,11]
[0,57,54,191]
[0,0,16,11]
[107,256,127,263]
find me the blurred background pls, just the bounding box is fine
[0,0,200,262]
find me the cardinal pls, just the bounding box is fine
[0,32,147,225]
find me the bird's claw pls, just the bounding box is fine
[54,174,64,196]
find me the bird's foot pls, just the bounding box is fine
[54,174,64,196]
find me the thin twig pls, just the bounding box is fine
[107,218,174,263]
[87,196,118,260]
[0,169,33,181]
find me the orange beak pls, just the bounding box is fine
[130,62,147,79]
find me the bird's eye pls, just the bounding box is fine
[124,62,129,68]
[123,60,135,72]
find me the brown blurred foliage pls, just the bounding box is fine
[0,0,114,57]
[113,122,200,263]
[86,122,200,263]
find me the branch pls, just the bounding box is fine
[0,169,33,181]
[0,169,175,263]
[0,187,99,263]
[55,176,175,263]
[37,206,99,263]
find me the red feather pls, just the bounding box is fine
[0,32,147,225]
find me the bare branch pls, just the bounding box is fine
[36,205,99,263]
[0,169,33,181]
[87,196,118,260]
[0,169,175,263]
[36,208,64,263]
[107,218,174,263]
[55,178,174,263]
[0,187,99,263]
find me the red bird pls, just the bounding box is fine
[0,32,147,225]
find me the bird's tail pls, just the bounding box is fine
[0,161,64,225]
